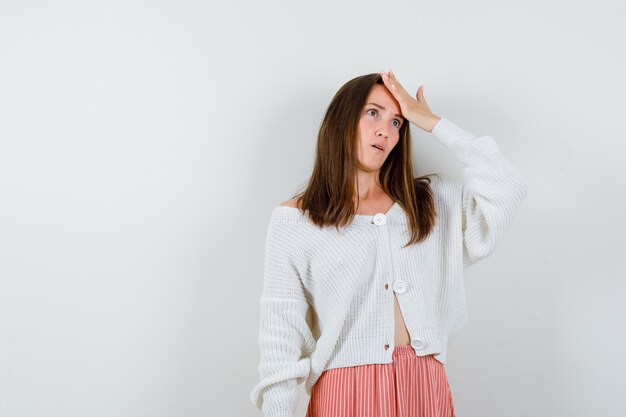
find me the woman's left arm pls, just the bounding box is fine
[380,69,529,269]
[429,117,529,269]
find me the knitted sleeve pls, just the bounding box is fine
[249,217,316,417]
[430,118,529,270]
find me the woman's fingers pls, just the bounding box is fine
[380,70,397,89]
[380,69,409,100]
[385,70,426,107]
[417,85,425,103]
[388,70,408,95]
[379,70,397,94]
[416,85,432,112]
[378,70,440,131]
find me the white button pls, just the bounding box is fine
[412,339,425,349]
[392,279,407,294]
[372,213,387,226]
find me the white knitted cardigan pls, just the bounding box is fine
[250,117,529,417]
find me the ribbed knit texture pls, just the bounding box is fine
[250,117,529,417]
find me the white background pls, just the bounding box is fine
[1,1,625,416]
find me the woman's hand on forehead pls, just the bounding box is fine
[379,69,441,133]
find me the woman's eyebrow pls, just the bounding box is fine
[365,102,403,119]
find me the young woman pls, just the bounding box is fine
[250,70,529,417]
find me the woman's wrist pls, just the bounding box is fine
[407,113,441,133]
[425,115,442,133]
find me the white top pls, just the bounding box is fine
[249,117,529,417]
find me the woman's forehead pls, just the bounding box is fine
[365,85,402,114]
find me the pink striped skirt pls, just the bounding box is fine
[305,345,456,417]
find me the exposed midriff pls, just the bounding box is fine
[393,292,411,346]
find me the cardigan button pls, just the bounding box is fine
[392,279,407,294]
[384,344,390,350]
[412,339,425,349]
[372,213,387,226]
[384,283,389,290]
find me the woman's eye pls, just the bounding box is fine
[367,109,401,128]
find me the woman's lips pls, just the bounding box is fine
[371,144,384,153]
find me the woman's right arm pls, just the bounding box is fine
[249,217,316,417]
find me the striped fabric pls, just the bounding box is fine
[305,345,456,417]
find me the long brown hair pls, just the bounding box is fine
[291,73,439,247]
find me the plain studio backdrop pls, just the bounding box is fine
[1,0,625,416]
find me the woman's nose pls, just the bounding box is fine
[376,119,390,138]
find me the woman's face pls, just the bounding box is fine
[356,83,404,172]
